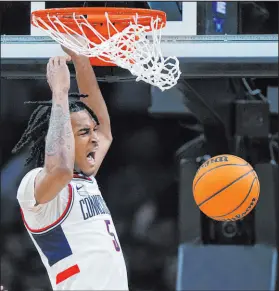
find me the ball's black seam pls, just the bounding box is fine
[197,169,254,207]
[193,162,249,191]
[210,177,257,218]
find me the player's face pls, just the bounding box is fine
[71,110,99,176]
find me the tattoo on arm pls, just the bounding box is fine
[45,104,73,159]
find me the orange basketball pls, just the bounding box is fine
[193,154,260,221]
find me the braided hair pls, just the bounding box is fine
[12,93,99,167]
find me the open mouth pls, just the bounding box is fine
[87,152,95,164]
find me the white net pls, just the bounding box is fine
[32,12,181,91]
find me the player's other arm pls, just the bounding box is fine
[71,53,112,175]
[35,56,75,204]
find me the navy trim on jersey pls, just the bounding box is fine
[20,184,75,266]
[32,224,73,266]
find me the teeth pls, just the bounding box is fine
[87,155,94,162]
[87,152,96,163]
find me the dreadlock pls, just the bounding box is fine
[12,93,99,167]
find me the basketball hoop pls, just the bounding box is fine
[31,7,181,91]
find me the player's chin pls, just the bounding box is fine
[82,161,96,176]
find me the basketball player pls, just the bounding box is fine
[13,51,128,290]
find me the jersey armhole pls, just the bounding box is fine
[21,184,74,234]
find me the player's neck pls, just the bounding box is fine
[74,169,88,176]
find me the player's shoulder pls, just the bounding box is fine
[25,167,43,177]
[19,167,43,187]
[17,167,43,202]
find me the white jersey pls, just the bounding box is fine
[17,168,128,290]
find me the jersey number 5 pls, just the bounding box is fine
[104,220,121,252]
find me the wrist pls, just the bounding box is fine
[72,55,90,65]
[52,87,69,96]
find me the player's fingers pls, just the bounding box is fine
[54,56,60,67]
[58,56,70,66]
[63,55,71,62]
[47,57,53,70]
[59,58,66,69]
[51,57,56,67]
[65,55,71,62]
[46,59,53,76]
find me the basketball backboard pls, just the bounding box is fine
[1,1,278,79]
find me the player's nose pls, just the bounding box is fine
[91,131,99,144]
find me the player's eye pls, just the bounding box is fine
[80,128,90,135]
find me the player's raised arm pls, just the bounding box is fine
[35,56,75,204]
[63,47,112,175]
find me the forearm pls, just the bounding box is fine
[45,91,75,172]
[74,56,99,91]
[73,57,111,136]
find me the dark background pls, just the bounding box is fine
[1,2,279,291]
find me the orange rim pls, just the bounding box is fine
[32,7,166,67]
[32,7,166,35]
